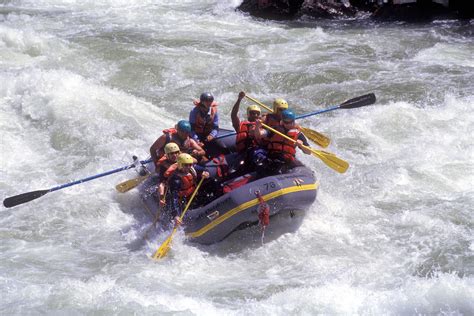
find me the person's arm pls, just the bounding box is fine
[158,182,167,206]
[207,112,219,140]
[168,176,182,218]
[194,165,210,180]
[190,139,206,157]
[189,108,200,141]
[253,119,268,143]
[297,133,311,155]
[231,91,245,132]
[150,135,166,163]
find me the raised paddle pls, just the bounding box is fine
[3,158,153,208]
[215,93,376,141]
[261,123,349,174]
[244,95,331,148]
[152,177,205,260]
[295,93,376,120]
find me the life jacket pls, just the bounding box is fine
[162,128,192,154]
[267,125,301,162]
[235,121,258,152]
[263,113,281,129]
[165,163,197,198]
[155,156,174,179]
[193,100,218,137]
[211,154,229,178]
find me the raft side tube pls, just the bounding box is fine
[184,166,317,245]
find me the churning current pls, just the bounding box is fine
[0,1,473,314]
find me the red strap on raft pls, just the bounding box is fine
[255,190,270,228]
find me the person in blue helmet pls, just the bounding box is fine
[255,109,311,175]
[189,92,219,145]
[149,120,206,169]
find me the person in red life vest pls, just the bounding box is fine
[155,142,181,207]
[261,98,289,128]
[231,91,262,153]
[255,109,311,175]
[149,120,206,168]
[189,92,219,145]
[164,153,209,226]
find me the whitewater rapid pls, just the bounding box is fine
[1,1,473,314]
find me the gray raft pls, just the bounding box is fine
[139,131,318,245]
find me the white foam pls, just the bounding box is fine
[413,42,474,68]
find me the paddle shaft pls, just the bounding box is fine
[261,123,349,173]
[216,93,375,140]
[3,158,153,208]
[152,177,205,259]
[48,158,152,192]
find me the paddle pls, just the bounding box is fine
[244,95,330,148]
[215,93,376,141]
[261,123,349,174]
[115,174,151,193]
[3,158,153,208]
[295,93,376,120]
[152,177,205,260]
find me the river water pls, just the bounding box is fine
[1,1,473,314]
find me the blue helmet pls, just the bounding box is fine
[177,120,192,133]
[281,109,296,121]
[200,92,214,103]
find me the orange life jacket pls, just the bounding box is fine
[165,164,197,198]
[267,125,301,162]
[193,100,218,136]
[236,121,258,152]
[155,156,174,178]
[162,128,192,154]
[263,113,281,128]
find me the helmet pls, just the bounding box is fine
[177,153,194,168]
[164,142,180,154]
[246,104,261,116]
[200,92,214,103]
[177,120,192,133]
[273,98,288,112]
[281,109,296,121]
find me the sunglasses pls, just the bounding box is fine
[182,163,193,167]
[283,120,294,124]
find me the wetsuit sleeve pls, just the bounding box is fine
[168,176,183,218]
[298,133,310,146]
[210,112,219,138]
[189,108,200,141]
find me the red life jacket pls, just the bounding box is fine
[263,113,281,128]
[267,125,301,162]
[236,121,258,152]
[193,100,218,136]
[162,128,192,154]
[155,156,174,179]
[165,164,197,198]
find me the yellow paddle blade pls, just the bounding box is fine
[152,227,177,259]
[115,174,150,193]
[300,127,330,148]
[308,148,349,173]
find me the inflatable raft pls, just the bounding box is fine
[139,130,319,245]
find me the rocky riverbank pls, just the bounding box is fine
[238,0,473,21]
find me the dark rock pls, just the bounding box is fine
[237,0,473,21]
[238,0,356,20]
[300,0,357,18]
